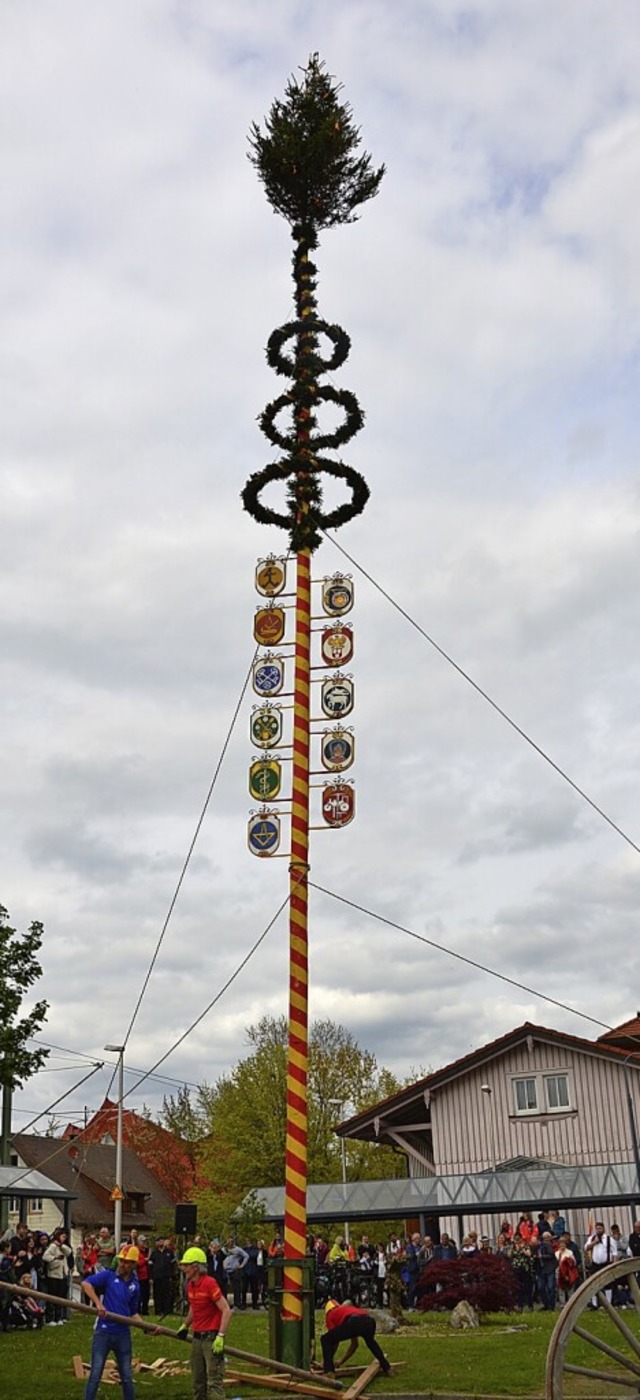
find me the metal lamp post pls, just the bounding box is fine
[105,1044,125,1249]
[328,1099,350,1247]
[481,1083,497,1175]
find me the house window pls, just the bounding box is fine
[29,1198,43,1212]
[8,1197,20,1214]
[545,1074,570,1110]
[513,1077,538,1113]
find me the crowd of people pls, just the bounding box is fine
[2,1210,640,1334]
[310,1212,640,1313]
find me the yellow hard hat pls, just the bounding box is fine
[118,1245,140,1263]
[325,1299,339,1313]
[181,1246,207,1266]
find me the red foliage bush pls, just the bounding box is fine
[417,1253,519,1312]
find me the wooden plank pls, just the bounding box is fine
[342,1360,380,1400]
[72,1356,86,1380]
[226,1367,343,1397]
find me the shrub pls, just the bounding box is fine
[417,1254,520,1312]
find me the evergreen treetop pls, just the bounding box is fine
[248,53,385,234]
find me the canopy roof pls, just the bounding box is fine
[253,1159,640,1223]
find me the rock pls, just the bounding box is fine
[450,1300,479,1329]
[369,1309,398,1334]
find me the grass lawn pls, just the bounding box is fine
[6,1305,640,1399]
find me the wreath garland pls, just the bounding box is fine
[243,223,370,553]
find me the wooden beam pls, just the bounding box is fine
[342,1360,381,1400]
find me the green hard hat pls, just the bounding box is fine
[181,1246,207,1266]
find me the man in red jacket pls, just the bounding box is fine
[321,1299,390,1376]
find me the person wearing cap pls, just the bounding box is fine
[81,1245,145,1400]
[177,1246,232,1400]
[321,1298,390,1377]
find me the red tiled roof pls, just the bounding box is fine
[338,1019,640,1132]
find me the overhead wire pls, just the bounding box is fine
[322,528,640,858]
[105,646,259,1098]
[121,881,298,1103]
[309,880,621,1035]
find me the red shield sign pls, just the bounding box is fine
[322,783,355,827]
[321,626,353,667]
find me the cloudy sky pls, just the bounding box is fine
[3,0,640,1139]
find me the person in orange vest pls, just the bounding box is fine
[321,1299,390,1377]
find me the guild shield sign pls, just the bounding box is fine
[253,654,284,696]
[322,782,355,827]
[321,676,354,718]
[255,556,287,597]
[248,811,281,856]
[321,729,354,772]
[321,626,354,667]
[254,606,285,646]
[322,575,354,616]
[249,758,282,802]
[250,704,283,748]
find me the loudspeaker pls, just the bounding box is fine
[175,1203,197,1235]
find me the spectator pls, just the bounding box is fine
[96,1227,116,1271]
[611,1223,629,1256]
[136,1235,151,1316]
[585,1221,617,1308]
[434,1232,458,1261]
[328,1235,349,1264]
[19,1273,44,1328]
[81,1234,99,1280]
[43,1227,72,1325]
[479,1236,493,1255]
[403,1232,424,1311]
[499,1219,513,1243]
[243,1239,262,1311]
[536,1232,557,1311]
[518,1213,538,1246]
[460,1235,479,1257]
[628,1220,640,1258]
[207,1240,227,1291]
[375,1243,387,1307]
[557,1240,580,1304]
[223,1239,249,1311]
[150,1237,176,1318]
[511,1234,535,1311]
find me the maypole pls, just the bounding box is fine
[243,55,384,1366]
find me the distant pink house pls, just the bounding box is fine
[338,1017,640,1241]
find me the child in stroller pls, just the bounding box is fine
[7,1275,45,1330]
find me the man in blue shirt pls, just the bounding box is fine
[81,1245,144,1400]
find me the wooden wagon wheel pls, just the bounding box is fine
[546,1257,640,1398]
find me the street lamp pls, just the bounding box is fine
[104,1045,125,1249]
[481,1084,497,1174]
[328,1099,350,1247]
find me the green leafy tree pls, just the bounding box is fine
[194,1016,405,1223]
[0,904,49,1226]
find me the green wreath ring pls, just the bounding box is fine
[267,320,351,377]
[242,455,369,533]
[260,386,363,453]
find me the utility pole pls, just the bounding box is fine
[105,1045,125,1249]
[243,55,383,1367]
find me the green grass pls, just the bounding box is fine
[7,1306,640,1399]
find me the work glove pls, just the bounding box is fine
[176,1324,189,1340]
[213,1335,225,1355]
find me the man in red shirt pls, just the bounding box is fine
[177,1247,232,1400]
[321,1298,390,1377]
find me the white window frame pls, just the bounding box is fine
[29,1197,43,1212]
[544,1073,571,1112]
[512,1076,539,1115]
[510,1070,572,1116]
